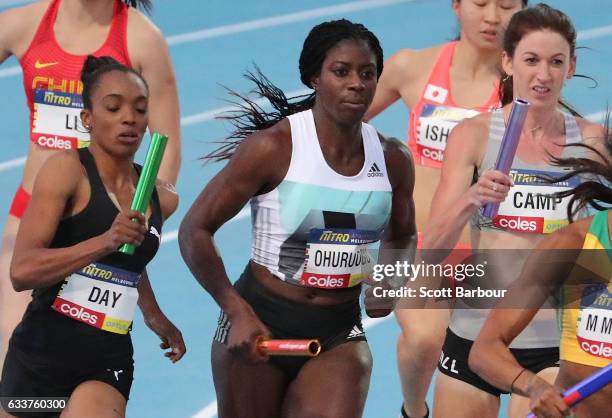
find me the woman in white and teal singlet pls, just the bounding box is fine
[179,20,417,418]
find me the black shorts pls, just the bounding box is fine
[438,328,559,396]
[214,264,367,380]
[1,341,134,418]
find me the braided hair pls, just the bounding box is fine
[205,19,384,162]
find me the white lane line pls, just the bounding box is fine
[0,106,607,174]
[578,24,612,41]
[167,0,417,45]
[0,88,311,173]
[160,207,249,245]
[0,156,26,172]
[0,0,418,79]
[0,107,607,174]
[181,88,311,126]
[191,400,218,418]
[2,5,611,78]
[189,314,393,418]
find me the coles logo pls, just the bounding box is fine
[422,147,444,162]
[302,273,348,289]
[579,339,612,359]
[36,134,74,150]
[53,298,101,326]
[494,215,542,233]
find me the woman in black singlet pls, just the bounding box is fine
[0,56,185,418]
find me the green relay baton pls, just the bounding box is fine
[119,132,169,255]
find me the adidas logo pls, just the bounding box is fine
[347,325,365,339]
[367,162,384,177]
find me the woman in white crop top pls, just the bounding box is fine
[179,20,417,418]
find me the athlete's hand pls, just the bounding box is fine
[100,210,148,252]
[469,170,513,207]
[363,276,395,318]
[529,378,571,418]
[227,305,272,364]
[144,311,186,363]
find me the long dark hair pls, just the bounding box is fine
[498,3,584,116]
[204,19,384,162]
[551,113,612,221]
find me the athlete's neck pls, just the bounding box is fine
[523,107,564,141]
[88,143,136,189]
[453,39,500,80]
[311,105,364,166]
[58,0,114,28]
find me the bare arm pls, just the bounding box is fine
[129,13,181,185]
[138,269,186,362]
[0,2,47,63]
[364,50,413,121]
[422,116,512,258]
[10,152,147,290]
[380,136,417,256]
[365,136,417,316]
[178,124,289,317]
[469,225,586,415]
[178,125,289,362]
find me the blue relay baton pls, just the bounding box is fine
[526,363,612,417]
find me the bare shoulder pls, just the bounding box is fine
[386,44,444,81]
[41,150,82,174]
[232,118,292,162]
[0,1,49,57]
[126,8,167,69]
[126,7,163,41]
[36,150,84,191]
[451,111,491,142]
[575,117,610,158]
[378,134,414,189]
[576,117,606,144]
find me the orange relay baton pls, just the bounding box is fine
[257,338,321,357]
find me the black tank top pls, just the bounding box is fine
[11,148,162,366]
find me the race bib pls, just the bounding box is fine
[492,169,579,234]
[300,229,378,289]
[52,262,140,334]
[32,89,90,150]
[417,104,479,162]
[577,284,612,360]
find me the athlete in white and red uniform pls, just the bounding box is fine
[0,0,181,370]
[364,1,526,417]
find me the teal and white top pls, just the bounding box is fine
[250,109,393,289]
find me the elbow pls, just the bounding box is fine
[178,217,197,257]
[468,339,486,377]
[10,262,32,292]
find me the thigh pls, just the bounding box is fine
[395,309,450,344]
[61,381,126,418]
[507,367,558,418]
[432,372,499,418]
[212,340,287,418]
[282,341,372,418]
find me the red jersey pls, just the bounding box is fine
[20,0,132,151]
[408,41,500,168]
